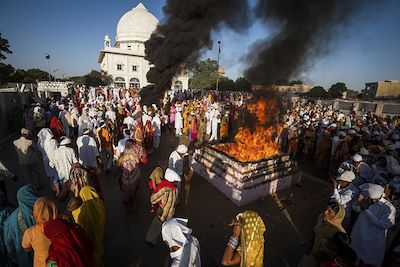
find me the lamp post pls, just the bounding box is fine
[216,41,221,92]
[45,53,51,81]
[53,69,58,82]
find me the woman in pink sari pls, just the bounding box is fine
[169,104,176,128]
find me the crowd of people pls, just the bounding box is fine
[285,100,400,267]
[0,85,399,266]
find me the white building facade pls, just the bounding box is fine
[98,3,189,90]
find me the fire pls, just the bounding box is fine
[215,98,282,162]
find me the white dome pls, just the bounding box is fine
[116,3,159,44]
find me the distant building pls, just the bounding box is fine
[272,82,312,94]
[98,3,189,90]
[37,81,74,97]
[364,80,400,99]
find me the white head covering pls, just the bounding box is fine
[361,183,384,199]
[60,137,72,145]
[176,144,188,154]
[162,218,192,249]
[352,153,362,162]
[37,128,54,141]
[165,168,181,183]
[337,171,355,182]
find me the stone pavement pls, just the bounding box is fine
[0,131,331,267]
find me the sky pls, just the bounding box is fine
[1,0,399,90]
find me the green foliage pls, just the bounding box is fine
[218,76,235,91]
[83,70,113,87]
[307,86,329,98]
[0,63,54,84]
[235,77,252,92]
[0,33,12,61]
[329,82,348,98]
[346,89,360,98]
[189,58,219,90]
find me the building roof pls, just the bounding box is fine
[116,3,159,44]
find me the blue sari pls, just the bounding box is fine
[3,185,38,267]
[0,191,14,267]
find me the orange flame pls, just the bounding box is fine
[214,98,282,162]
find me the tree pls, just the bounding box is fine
[307,86,329,98]
[0,33,12,61]
[22,68,52,82]
[235,77,252,92]
[84,70,112,87]
[329,82,348,98]
[218,77,235,91]
[189,58,219,90]
[0,63,15,84]
[346,89,360,99]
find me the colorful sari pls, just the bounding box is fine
[117,141,145,207]
[3,185,38,267]
[236,211,266,267]
[45,218,93,267]
[144,120,153,151]
[72,186,105,267]
[0,192,13,267]
[49,116,64,140]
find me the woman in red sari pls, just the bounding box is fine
[44,218,93,267]
[144,120,153,152]
[49,115,64,140]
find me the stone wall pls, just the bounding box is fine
[0,92,32,140]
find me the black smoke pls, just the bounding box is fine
[244,0,364,85]
[140,0,250,105]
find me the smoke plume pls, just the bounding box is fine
[141,0,250,105]
[244,0,363,85]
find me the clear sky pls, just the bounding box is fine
[1,0,399,90]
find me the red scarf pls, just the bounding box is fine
[44,218,93,267]
[148,179,176,192]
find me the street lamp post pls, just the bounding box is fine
[45,53,51,81]
[216,41,221,92]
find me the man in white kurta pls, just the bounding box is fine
[76,131,100,168]
[209,112,221,142]
[152,113,162,149]
[331,171,359,230]
[116,129,131,159]
[350,183,396,266]
[175,108,183,137]
[168,144,187,177]
[162,218,201,267]
[50,137,78,184]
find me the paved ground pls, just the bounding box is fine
[1,131,331,267]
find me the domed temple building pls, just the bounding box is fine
[98,3,189,90]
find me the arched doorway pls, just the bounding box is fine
[129,78,140,89]
[114,77,125,88]
[174,80,183,90]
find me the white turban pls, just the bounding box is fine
[60,137,72,145]
[337,171,355,182]
[352,154,362,162]
[176,144,188,154]
[361,183,384,199]
[165,168,181,183]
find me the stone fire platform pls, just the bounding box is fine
[190,146,302,206]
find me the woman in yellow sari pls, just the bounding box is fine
[221,210,266,267]
[72,186,105,267]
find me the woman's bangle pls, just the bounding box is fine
[227,235,239,249]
